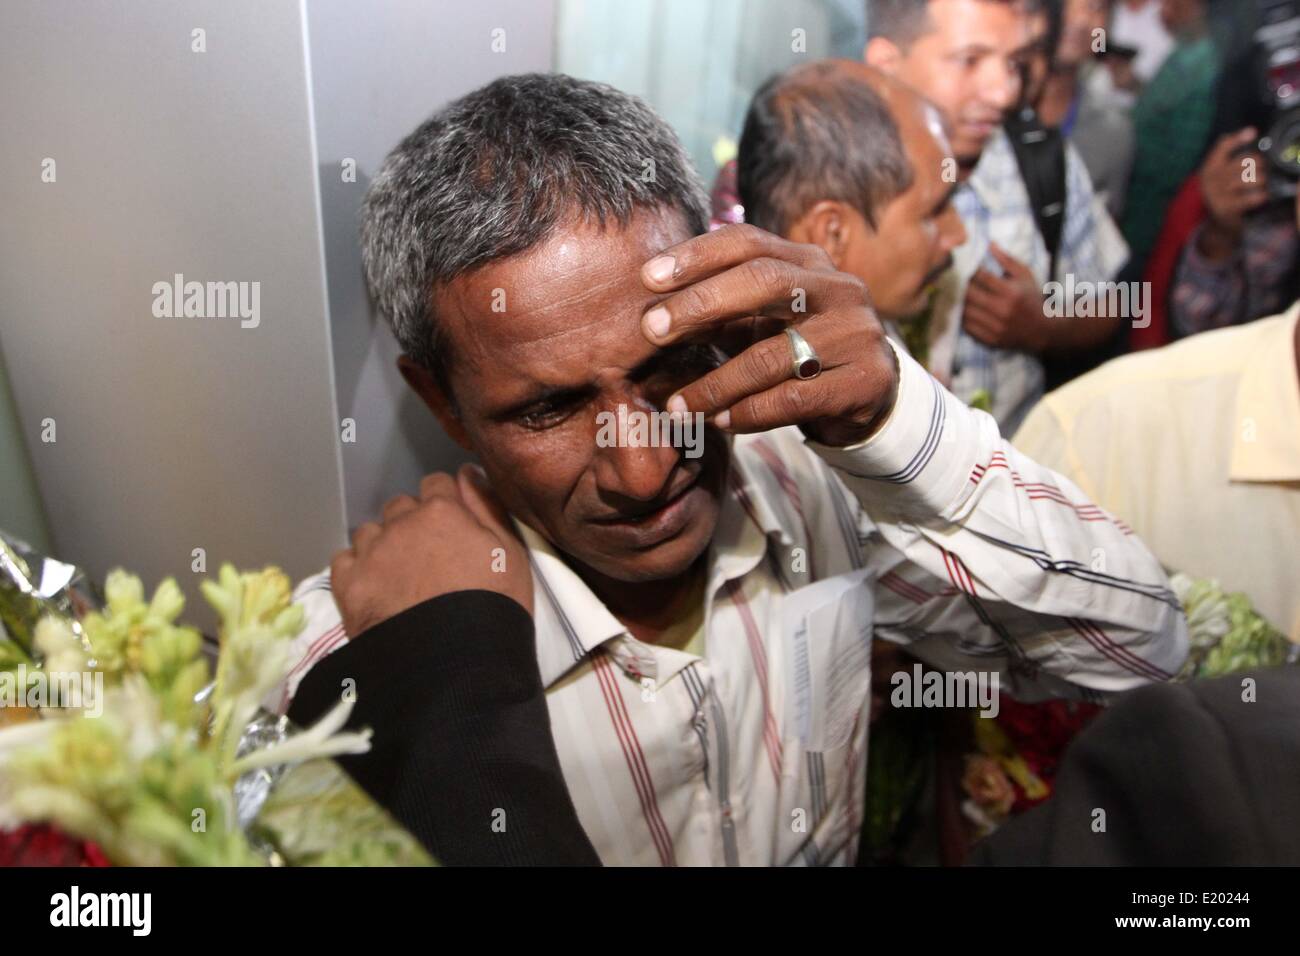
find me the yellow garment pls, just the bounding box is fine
[1014,302,1300,641]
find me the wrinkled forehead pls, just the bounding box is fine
[433,206,694,395]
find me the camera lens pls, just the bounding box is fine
[1265,108,1300,179]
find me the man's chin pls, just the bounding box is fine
[580,527,714,584]
[953,140,988,171]
[555,505,717,585]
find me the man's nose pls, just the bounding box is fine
[591,419,681,503]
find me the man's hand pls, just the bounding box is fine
[1198,128,1271,262]
[639,224,898,448]
[330,463,531,637]
[961,244,1050,353]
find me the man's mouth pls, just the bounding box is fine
[591,472,700,526]
[588,471,704,549]
[959,117,1001,141]
[921,255,956,291]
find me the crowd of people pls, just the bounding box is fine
[283,0,1299,866]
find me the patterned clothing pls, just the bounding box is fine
[1170,209,1300,337]
[281,340,1187,866]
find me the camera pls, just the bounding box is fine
[1255,0,1300,197]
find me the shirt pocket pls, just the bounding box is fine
[781,569,875,752]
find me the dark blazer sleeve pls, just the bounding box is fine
[970,667,1300,866]
[287,589,600,866]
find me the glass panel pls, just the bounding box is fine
[556,0,867,185]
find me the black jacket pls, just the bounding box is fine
[288,590,600,866]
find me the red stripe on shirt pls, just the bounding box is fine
[592,651,677,866]
[1066,617,1172,682]
[725,579,785,783]
[880,570,933,604]
[752,438,818,579]
[970,455,1131,531]
[279,624,346,711]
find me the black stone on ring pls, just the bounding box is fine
[785,327,822,380]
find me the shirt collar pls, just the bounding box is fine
[1230,302,1300,483]
[515,440,791,688]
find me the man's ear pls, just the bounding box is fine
[865,37,902,74]
[786,201,861,271]
[397,354,474,452]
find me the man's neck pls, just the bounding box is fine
[570,553,708,644]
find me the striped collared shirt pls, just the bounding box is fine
[280,340,1187,866]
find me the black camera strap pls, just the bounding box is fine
[1005,107,1067,282]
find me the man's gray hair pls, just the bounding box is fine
[360,73,710,381]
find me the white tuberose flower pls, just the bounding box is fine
[229,696,371,777]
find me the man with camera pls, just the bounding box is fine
[1169,128,1300,336]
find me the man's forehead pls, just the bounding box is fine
[919,0,1031,47]
[891,90,954,173]
[436,207,690,384]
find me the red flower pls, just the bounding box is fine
[996,695,1103,812]
[0,824,110,867]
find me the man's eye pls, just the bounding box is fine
[518,400,575,430]
[667,345,723,377]
[643,346,720,397]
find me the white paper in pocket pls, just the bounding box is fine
[782,568,875,752]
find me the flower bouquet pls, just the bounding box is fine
[0,531,432,866]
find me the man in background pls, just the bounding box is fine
[1033,0,1135,220]
[865,0,1128,434]
[1109,0,1174,82]
[736,61,967,348]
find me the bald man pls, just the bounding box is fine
[737,61,967,338]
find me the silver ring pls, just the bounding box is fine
[785,327,822,380]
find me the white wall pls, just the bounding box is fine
[0,0,347,622]
[0,0,561,620]
[306,0,557,531]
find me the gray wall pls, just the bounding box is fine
[0,352,52,554]
[0,0,558,619]
[306,0,556,531]
[0,0,348,621]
